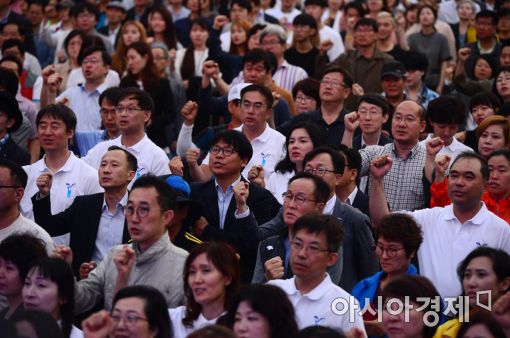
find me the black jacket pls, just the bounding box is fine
[0,136,30,166]
[32,192,130,278]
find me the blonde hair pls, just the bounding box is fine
[111,21,148,75]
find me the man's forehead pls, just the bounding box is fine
[119,96,139,105]
[395,101,420,116]
[306,153,332,166]
[451,157,482,172]
[244,61,265,68]
[102,149,127,161]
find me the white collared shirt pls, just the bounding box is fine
[323,195,336,215]
[344,187,358,206]
[268,274,366,333]
[169,306,224,338]
[267,170,295,204]
[406,203,510,298]
[21,153,102,244]
[90,192,128,263]
[57,82,110,132]
[82,135,171,186]
[419,134,474,168]
[215,176,242,230]
[202,124,286,180]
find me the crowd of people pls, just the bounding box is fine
[1,0,510,336]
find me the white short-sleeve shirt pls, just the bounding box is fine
[268,275,366,333]
[0,214,55,254]
[202,124,286,180]
[82,134,171,180]
[419,134,474,168]
[406,204,510,298]
[267,170,294,204]
[169,306,223,338]
[21,153,102,244]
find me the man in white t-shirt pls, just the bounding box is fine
[82,88,171,180]
[188,84,286,182]
[0,159,54,253]
[369,151,510,298]
[268,213,366,334]
[21,104,102,245]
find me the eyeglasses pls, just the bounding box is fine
[393,114,417,124]
[496,76,510,83]
[295,95,315,103]
[115,106,146,114]
[241,101,266,111]
[82,57,100,65]
[291,240,333,255]
[375,244,405,258]
[303,168,337,177]
[261,40,282,46]
[0,185,21,189]
[282,192,318,206]
[99,108,116,115]
[320,79,347,88]
[124,205,161,218]
[111,313,149,327]
[210,146,238,156]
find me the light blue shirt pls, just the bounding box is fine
[215,176,242,230]
[57,82,108,132]
[90,192,128,263]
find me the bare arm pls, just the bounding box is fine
[368,156,393,228]
[341,111,359,148]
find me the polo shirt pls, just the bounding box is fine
[82,134,171,179]
[57,82,108,132]
[268,274,366,333]
[202,124,286,180]
[21,153,102,244]
[406,203,510,298]
[0,214,55,254]
[169,306,223,338]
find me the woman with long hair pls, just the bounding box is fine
[169,242,240,337]
[493,66,510,104]
[111,21,148,75]
[22,257,80,338]
[229,20,251,56]
[147,6,178,51]
[120,41,175,148]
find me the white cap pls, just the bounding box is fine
[227,83,252,102]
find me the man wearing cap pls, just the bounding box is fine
[403,52,438,110]
[0,92,30,166]
[319,18,394,111]
[381,61,407,111]
[98,1,127,47]
[32,146,136,278]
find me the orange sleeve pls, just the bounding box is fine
[430,178,451,208]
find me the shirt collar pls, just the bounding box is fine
[102,191,129,211]
[118,134,148,153]
[238,123,271,142]
[391,142,422,159]
[294,273,333,300]
[36,151,76,174]
[444,203,488,225]
[345,187,358,205]
[79,81,108,95]
[215,176,242,193]
[323,195,336,215]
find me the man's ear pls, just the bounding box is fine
[420,120,427,133]
[162,209,175,227]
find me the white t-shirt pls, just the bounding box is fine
[267,170,294,204]
[266,7,302,25]
[0,214,55,254]
[21,153,103,245]
[268,275,366,333]
[82,135,171,180]
[406,204,510,298]
[65,68,120,90]
[169,306,224,338]
[202,124,286,180]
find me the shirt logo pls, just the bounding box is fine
[65,183,76,198]
[266,245,274,250]
[476,242,488,247]
[136,167,145,179]
[314,315,325,325]
[261,153,271,167]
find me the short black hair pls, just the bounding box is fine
[304,146,346,175]
[292,78,320,105]
[70,2,100,21]
[99,87,122,106]
[242,48,272,73]
[304,0,327,8]
[78,45,112,66]
[36,104,77,133]
[231,0,252,12]
[131,175,177,211]
[209,130,253,164]
[337,145,362,185]
[321,66,354,89]
[292,13,318,29]
[357,93,391,117]
[475,9,498,25]
[469,92,501,113]
[118,87,155,114]
[450,151,490,182]
[0,159,28,188]
[427,96,466,125]
[288,171,331,203]
[0,55,23,77]
[0,233,48,280]
[106,145,138,172]
[0,66,20,94]
[403,51,429,73]
[1,38,25,55]
[471,55,498,80]
[354,17,378,32]
[376,213,423,258]
[63,29,86,53]
[487,148,510,162]
[241,83,274,108]
[297,326,346,338]
[344,1,365,17]
[27,0,44,10]
[291,213,344,252]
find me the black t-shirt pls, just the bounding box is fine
[284,47,320,78]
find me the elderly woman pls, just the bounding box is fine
[352,213,423,337]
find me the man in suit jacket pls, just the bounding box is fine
[190,130,281,282]
[0,91,30,166]
[32,146,137,278]
[336,146,369,217]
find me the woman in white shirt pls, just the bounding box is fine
[169,242,240,338]
[257,122,325,204]
[22,257,83,338]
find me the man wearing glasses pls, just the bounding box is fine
[0,159,54,253]
[268,213,366,334]
[82,88,171,181]
[190,129,281,282]
[73,175,188,313]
